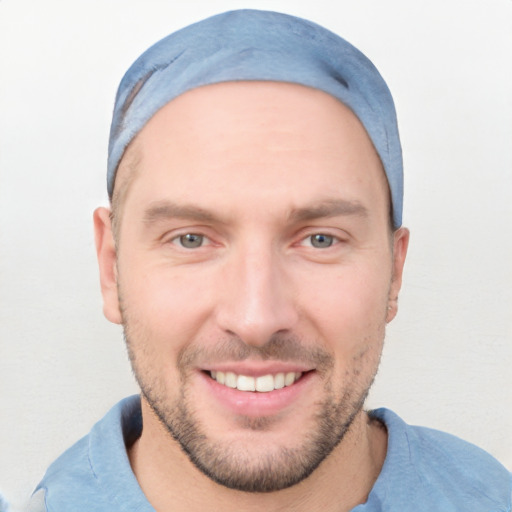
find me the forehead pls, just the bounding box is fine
[115,82,389,219]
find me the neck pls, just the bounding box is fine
[129,401,387,512]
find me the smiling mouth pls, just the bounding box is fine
[209,370,303,393]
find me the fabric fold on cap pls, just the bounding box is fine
[108,9,403,227]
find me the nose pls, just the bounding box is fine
[215,242,299,347]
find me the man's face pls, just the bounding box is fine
[96,82,408,492]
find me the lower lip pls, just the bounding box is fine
[199,371,314,417]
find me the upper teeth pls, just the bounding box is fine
[210,371,302,392]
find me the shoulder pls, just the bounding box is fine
[367,408,512,511]
[34,396,149,512]
[34,430,102,511]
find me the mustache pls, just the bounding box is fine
[177,333,333,372]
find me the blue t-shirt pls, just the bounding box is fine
[32,395,511,511]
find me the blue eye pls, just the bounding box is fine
[177,233,204,248]
[309,234,335,248]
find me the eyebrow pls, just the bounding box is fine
[143,201,220,225]
[288,199,369,223]
[142,198,368,226]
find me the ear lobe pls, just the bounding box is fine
[386,227,410,323]
[93,207,122,324]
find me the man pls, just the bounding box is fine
[32,9,511,512]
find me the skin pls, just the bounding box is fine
[94,82,409,512]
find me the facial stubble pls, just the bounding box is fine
[121,304,384,493]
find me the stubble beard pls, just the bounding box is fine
[122,314,383,493]
[157,386,370,493]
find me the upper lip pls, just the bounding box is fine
[200,362,314,377]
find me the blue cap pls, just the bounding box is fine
[108,9,403,227]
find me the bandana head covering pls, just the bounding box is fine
[108,9,403,227]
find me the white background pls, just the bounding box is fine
[0,0,511,509]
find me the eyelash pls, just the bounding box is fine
[165,230,345,251]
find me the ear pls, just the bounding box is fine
[386,227,410,323]
[93,207,122,324]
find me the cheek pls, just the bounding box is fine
[119,272,198,394]
[299,262,390,329]
[295,262,389,371]
[118,262,206,362]
[121,256,210,317]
